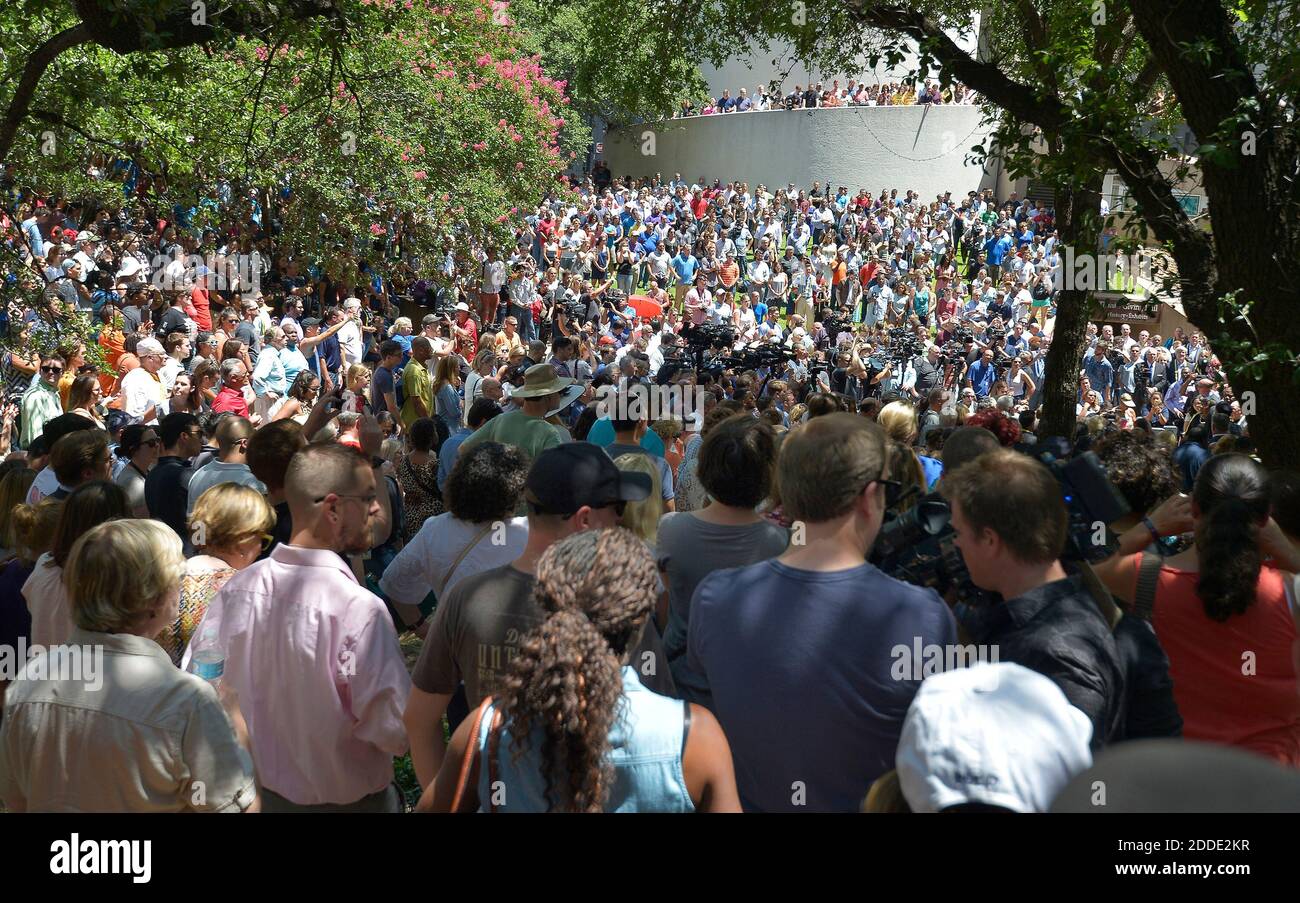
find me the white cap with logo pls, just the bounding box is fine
[896,662,1093,813]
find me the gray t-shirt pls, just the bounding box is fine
[657,512,789,698]
[413,563,675,705]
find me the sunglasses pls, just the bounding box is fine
[41,365,63,374]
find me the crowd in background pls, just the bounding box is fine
[676,77,977,117]
[0,160,1296,815]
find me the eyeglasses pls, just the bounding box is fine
[41,365,63,374]
[312,492,378,506]
[239,532,274,551]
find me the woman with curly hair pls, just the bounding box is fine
[427,528,741,812]
[1097,454,1300,763]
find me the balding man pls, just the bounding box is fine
[185,443,411,812]
[187,416,267,513]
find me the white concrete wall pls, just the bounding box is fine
[604,104,998,201]
[697,28,981,101]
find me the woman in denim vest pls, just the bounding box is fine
[425,528,740,812]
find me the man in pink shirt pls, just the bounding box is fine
[684,273,711,327]
[186,442,411,811]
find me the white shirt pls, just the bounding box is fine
[379,514,528,605]
[337,319,363,366]
[121,367,163,424]
[22,553,72,647]
[159,357,184,392]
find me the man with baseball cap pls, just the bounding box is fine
[403,442,673,788]
[122,337,167,425]
[457,363,572,463]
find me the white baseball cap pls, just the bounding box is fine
[896,663,1093,813]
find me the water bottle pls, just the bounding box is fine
[190,624,225,690]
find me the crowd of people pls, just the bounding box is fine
[675,77,977,117]
[0,163,1295,814]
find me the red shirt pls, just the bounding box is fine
[211,384,250,417]
[191,286,212,332]
[455,316,478,358]
[1138,554,1300,765]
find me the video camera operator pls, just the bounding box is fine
[913,343,944,397]
[940,449,1125,749]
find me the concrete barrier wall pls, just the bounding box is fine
[604,104,1000,201]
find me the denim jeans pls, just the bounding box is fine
[511,304,537,343]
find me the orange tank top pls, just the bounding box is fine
[1139,554,1300,765]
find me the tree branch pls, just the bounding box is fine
[0,23,93,161]
[844,1,1068,131]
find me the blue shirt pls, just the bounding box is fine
[985,235,1013,265]
[475,667,692,812]
[688,559,956,812]
[1084,352,1113,394]
[437,428,471,493]
[967,359,997,397]
[671,253,698,283]
[1173,441,1210,492]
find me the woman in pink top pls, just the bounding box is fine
[1098,454,1300,765]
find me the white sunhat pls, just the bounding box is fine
[895,662,1093,813]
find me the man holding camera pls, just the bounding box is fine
[942,449,1125,749]
[506,261,536,344]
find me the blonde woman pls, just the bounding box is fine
[0,519,258,812]
[342,363,372,415]
[157,483,276,666]
[613,453,664,552]
[432,354,463,438]
[387,318,413,361]
[463,348,496,421]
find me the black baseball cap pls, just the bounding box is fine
[525,443,651,515]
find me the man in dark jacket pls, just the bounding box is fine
[943,448,1125,749]
[145,412,203,551]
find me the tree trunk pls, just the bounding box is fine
[1036,173,1103,444]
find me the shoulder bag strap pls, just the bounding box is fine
[450,698,491,813]
[486,706,504,813]
[442,521,495,591]
[1133,547,1162,623]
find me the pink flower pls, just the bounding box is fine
[441,193,451,202]
[473,142,487,151]
[370,223,385,235]
[412,171,427,181]
[279,104,289,115]
[515,162,524,170]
